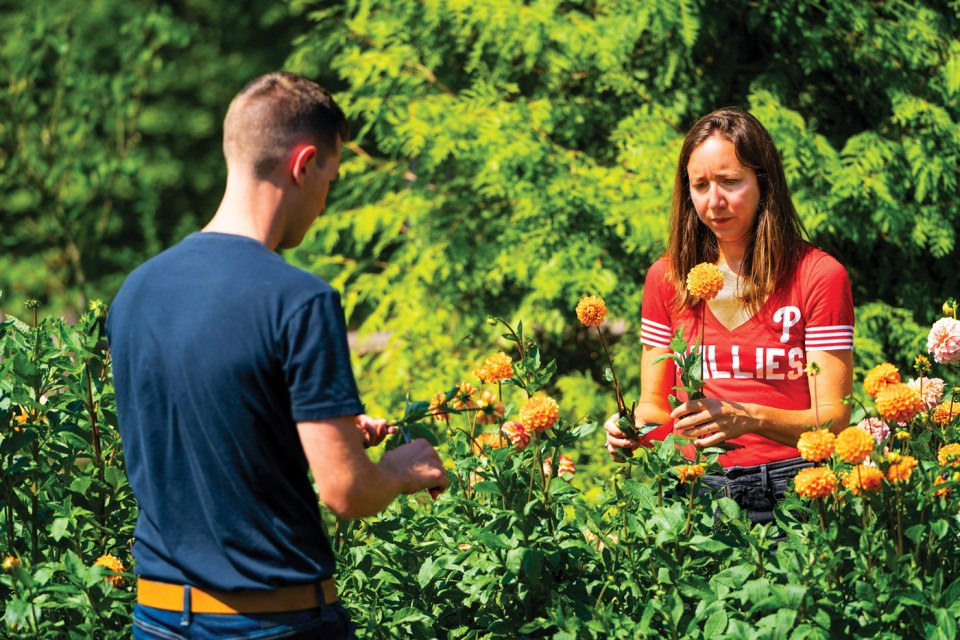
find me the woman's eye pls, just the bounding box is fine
[723,178,740,185]
[691,182,707,191]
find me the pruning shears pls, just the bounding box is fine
[398,423,443,500]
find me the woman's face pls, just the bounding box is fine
[686,134,761,251]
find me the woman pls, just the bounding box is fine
[605,108,854,523]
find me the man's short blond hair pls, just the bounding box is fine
[223,72,349,178]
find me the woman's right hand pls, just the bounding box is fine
[604,412,640,462]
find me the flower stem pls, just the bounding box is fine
[596,327,626,415]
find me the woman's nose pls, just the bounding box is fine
[707,183,725,210]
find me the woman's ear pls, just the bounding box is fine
[289,144,317,186]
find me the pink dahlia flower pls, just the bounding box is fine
[928,318,960,364]
[907,377,945,412]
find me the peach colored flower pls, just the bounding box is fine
[857,417,890,444]
[835,426,875,464]
[933,401,960,427]
[863,363,901,398]
[686,263,724,301]
[675,464,706,484]
[576,296,609,327]
[475,390,506,425]
[542,458,553,477]
[928,317,960,364]
[500,421,530,450]
[886,454,918,484]
[907,377,945,412]
[842,465,884,496]
[797,429,836,462]
[558,455,576,481]
[429,392,450,422]
[471,431,506,454]
[875,383,923,424]
[452,382,477,411]
[474,352,514,384]
[95,554,125,587]
[519,395,560,433]
[937,443,960,467]
[793,467,838,498]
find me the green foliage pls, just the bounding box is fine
[0,0,304,314]
[0,303,134,638]
[283,0,960,421]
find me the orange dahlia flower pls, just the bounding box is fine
[475,390,506,425]
[793,467,838,499]
[2,556,19,571]
[429,391,450,422]
[937,443,960,467]
[933,401,960,427]
[471,431,506,454]
[886,454,918,484]
[453,382,478,411]
[686,263,724,301]
[675,464,706,484]
[519,395,560,433]
[933,475,952,499]
[797,429,836,462]
[863,363,901,398]
[835,426,875,464]
[576,296,609,327]
[842,465,884,496]
[95,554,125,587]
[875,383,923,424]
[474,352,514,384]
[500,421,530,451]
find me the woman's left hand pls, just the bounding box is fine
[670,398,756,447]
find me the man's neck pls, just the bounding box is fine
[203,173,287,250]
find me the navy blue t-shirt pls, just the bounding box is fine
[106,232,363,591]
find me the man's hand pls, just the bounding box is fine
[356,414,394,448]
[379,439,450,495]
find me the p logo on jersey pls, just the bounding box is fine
[773,306,801,344]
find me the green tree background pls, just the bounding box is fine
[2,0,958,418]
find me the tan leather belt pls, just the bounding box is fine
[137,577,337,614]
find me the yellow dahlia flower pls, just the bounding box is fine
[835,426,875,464]
[675,464,706,484]
[686,263,724,301]
[864,363,901,398]
[2,556,19,571]
[937,443,960,467]
[94,554,125,587]
[842,465,884,496]
[519,395,560,433]
[886,455,918,484]
[797,429,836,462]
[875,383,923,424]
[576,296,609,327]
[793,467,838,499]
[933,401,960,427]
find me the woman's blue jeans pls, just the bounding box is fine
[132,601,356,639]
[702,457,813,524]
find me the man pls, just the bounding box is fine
[106,71,449,639]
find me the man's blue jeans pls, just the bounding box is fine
[132,601,356,639]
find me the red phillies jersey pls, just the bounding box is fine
[640,244,854,468]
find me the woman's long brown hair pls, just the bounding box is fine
[666,108,807,314]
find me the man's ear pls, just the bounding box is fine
[290,144,317,186]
